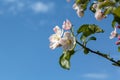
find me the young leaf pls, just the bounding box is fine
[88,36,97,41]
[76,0,89,4]
[98,1,115,9]
[59,50,75,70]
[84,48,89,54]
[113,15,120,24]
[104,7,113,15]
[80,35,87,42]
[77,24,104,36]
[112,6,120,18]
[118,46,120,52]
[77,24,88,34]
[112,19,116,28]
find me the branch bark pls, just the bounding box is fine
[76,40,120,67]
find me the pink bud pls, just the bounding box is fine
[118,35,120,40]
[115,41,120,45]
[117,25,120,29]
[62,19,72,30]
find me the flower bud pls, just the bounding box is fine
[117,25,120,29]
[118,35,120,40]
[109,27,117,39]
[62,19,72,30]
[115,41,120,45]
[77,10,84,17]
[95,10,105,20]
[73,3,79,11]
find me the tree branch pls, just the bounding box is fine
[76,40,120,67]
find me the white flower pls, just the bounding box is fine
[73,3,79,11]
[77,10,84,17]
[49,20,76,51]
[49,26,63,49]
[73,3,84,17]
[62,19,72,30]
[109,27,117,39]
[60,32,76,51]
[53,26,63,35]
[95,9,105,20]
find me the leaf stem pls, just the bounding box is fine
[76,40,120,67]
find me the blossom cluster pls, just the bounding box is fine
[49,19,76,51]
[109,25,120,45]
[73,1,108,20]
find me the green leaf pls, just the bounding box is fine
[114,15,120,24]
[77,24,104,36]
[75,0,89,11]
[59,50,75,70]
[118,46,120,52]
[88,36,97,41]
[98,0,105,2]
[112,19,117,28]
[112,6,120,25]
[80,35,87,42]
[112,6,120,18]
[84,48,89,54]
[104,7,113,15]
[76,0,89,4]
[98,1,115,9]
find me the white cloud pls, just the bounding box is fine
[82,73,109,79]
[0,1,54,15]
[0,0,25,15]
[31,2,54,13]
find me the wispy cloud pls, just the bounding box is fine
[0,0,55,15]
[31,2,54,13]
[82,73,109,79]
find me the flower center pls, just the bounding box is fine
[66,39,72,45]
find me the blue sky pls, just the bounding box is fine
[0,0,120,80]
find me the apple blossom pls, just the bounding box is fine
[62,19,72,30]
[73,3,84,17]
[49,20,75,50]
[60,32,76,51]
[77,10,84,17]
[109,27,117,39]
[49,26,63,50]
[53,26,63,36]
[95,9,105,20]
[73,3,79,11]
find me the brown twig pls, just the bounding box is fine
[76,40,120,67]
